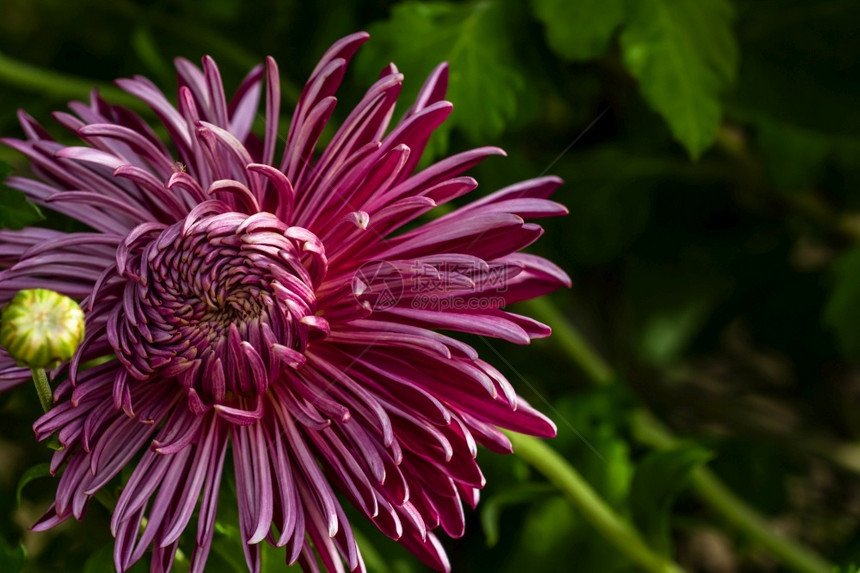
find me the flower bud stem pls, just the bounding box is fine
[31,368,52,412]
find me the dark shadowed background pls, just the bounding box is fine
[1,1,860,571]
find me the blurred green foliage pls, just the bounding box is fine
[629,445,712,556]
[1,0,860,572]
[0,164,42,230]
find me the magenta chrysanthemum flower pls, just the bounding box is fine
[0,33,569,572]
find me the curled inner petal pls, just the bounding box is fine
[104,199,325,411]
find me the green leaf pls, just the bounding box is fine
[83,545,113,573]
[260,543,297,573]
[629,445,712,555]
[351,527,392,573]
[15,461,51,507]
[211,477,303,572]
[550,389,636,508]
[359,0,528,143]
[825,246,860,361]
[504,495,630,573]
[531,0,627,61]
[620,0,738,158]
[0,538,25,573]
[84,544,148,573]
[209,477,254,572]
[132,25,173,86]
[0,162,43,230]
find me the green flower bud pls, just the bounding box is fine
[0,289,85,369]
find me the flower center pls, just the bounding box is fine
[106,201,327,413]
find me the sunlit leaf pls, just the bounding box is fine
[620,0,738,158]
[359,0,530,144]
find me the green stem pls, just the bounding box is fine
[30,368,52,413]
[0,52,145,109]
[531,297,833,573]
[508,432,685,573]
[693,473,830,573]
[632,411,832,573]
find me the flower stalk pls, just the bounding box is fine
[507,431,685,573]
[631,411,833,573]
[524,297,833,573]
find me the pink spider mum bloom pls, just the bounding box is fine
[0,33,569,572]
